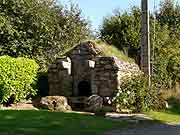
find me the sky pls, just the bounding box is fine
[59,0,180,30]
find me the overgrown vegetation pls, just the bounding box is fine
[0,56,38,104]
[160,90,180,114]
[94,40,135,63]
[61,40,135,63]
[113,74,166,112]
[113,75,148,112]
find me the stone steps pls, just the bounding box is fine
[68,96,88,110]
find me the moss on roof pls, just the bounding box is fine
[93,40,134,63]
[61,40,135,63]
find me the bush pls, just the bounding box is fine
[113,74,166,112]
[160,91,180,114]
[0,56,38,104]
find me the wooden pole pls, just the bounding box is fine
[141,0,151,85]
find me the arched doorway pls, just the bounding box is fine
[78,81,91,96]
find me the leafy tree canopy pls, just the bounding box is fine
[100,7,141,56]
[100,1,180,89]
[0,0,91,71]
[156,0,180,31]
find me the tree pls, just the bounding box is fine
[156,0,180,31]
[100,5,180,89]
[0,0,91,71]
[100,7,141,58]
[151,23,180,89]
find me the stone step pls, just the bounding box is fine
[68,97,88,110]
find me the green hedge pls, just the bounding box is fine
[0,56,39,103]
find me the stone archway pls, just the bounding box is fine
[77,81,91,96]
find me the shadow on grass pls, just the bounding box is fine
[1,110,180,135]
[0,110,127,135]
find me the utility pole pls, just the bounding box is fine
[141,0,151,86]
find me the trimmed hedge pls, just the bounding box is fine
[0,56,39,104]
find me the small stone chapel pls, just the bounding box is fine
[48,41,140,98]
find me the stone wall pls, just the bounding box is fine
[67,42,99,96]
[48,57,72,96]
[67,41,100,60]
[91,57,140,97]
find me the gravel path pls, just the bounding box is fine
[103,113,180,135]
[103,123,180,135]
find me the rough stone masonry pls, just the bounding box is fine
[48,41,140,98]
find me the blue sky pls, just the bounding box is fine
[59,0,180,30]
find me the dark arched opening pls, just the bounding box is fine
[78,81,91,96]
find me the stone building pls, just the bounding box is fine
[48,41,140,98]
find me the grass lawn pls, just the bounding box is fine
[144,91,180,124]
[0,110,127,135]
[145,110,180,123]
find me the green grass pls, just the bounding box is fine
[145,92,180,123]
[94,40,134,63]
[145,110,180,123]
[61,40,134,63]
[0,110,127,135]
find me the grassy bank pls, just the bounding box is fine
[146,92,180,123]
[145,111,180,123]
[94,40,134,63]
[61,40,135,63]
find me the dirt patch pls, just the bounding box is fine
[0,103,38,110]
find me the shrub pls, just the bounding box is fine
[160,90,180,114]
[113,74,166,112]
[0,56,38,104]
